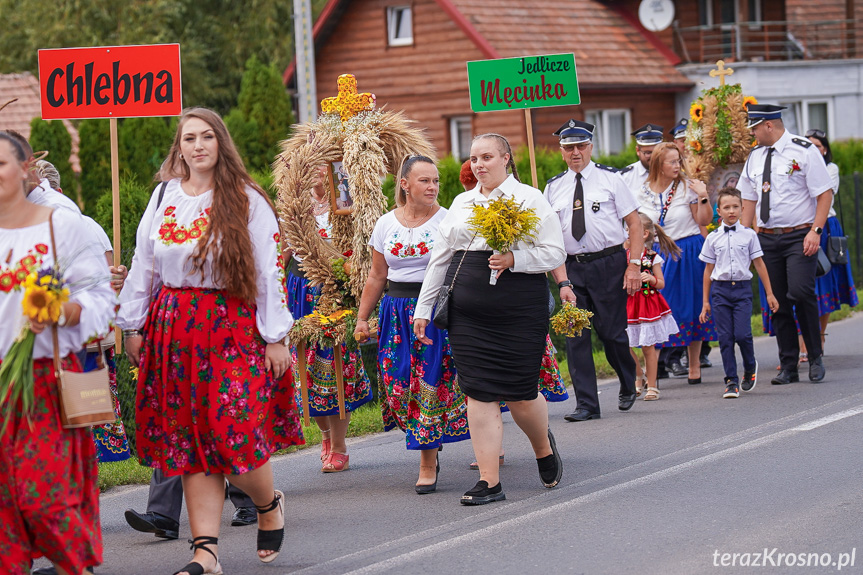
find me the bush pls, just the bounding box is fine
[832,139,863,175]
[514,145,567,189]
[92,176,156,268]
[29,118,76,200]
[77,119,112,216]
[119,116,175,185]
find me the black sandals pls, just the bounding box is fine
[173,536,222,575]
[255,490,285,563]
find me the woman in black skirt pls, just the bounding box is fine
[413,134,566,504]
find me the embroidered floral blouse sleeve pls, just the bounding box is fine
[116,184,164,330]
[248,189,294,343]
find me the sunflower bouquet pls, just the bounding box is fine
[467,196,542,285]
[550,302,594,338]
[0,265,70,432]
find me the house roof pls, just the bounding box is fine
[0,72,80,172]
[284,0,692,91]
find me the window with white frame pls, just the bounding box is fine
[450,116,473,161]
[778,99,832,138]
[387,6,413,46]
[585,109,631,155]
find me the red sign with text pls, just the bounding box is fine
[38,44,182,120]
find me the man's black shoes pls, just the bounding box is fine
[124,509,179,540]
[771,369,799,385]
[564,408,601,422]
[231,506,258,526]
[808,356,826,382]
[618,393,637,411]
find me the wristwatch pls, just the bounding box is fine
[699,197,709,204]
[629,258,641,266]
[812,226,823,235]
[557,280,573,290]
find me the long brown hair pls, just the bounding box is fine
[646,142,685,189]
[472,133,520,183]
[639,212,681,260]
[162,107,275,303]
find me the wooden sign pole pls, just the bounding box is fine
[524,109,539,189]
[110,117,122,353]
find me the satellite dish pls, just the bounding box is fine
[638,0,675,32]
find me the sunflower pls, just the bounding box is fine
[690,103,704,123]
[743,96,758,109]
[21,282,66,323]
[690,140,703,152]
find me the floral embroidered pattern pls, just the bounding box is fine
[386,230,433,258]
[274,233,287,308]
[158,206,211,245]
[0,244,48,292]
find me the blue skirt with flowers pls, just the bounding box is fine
[659,234,717,347]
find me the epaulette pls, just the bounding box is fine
[546,171,567,185]
[619,165,634,175]
[594,162,619,173]
[791,137,813,148]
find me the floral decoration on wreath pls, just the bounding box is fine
[685,81,756,183]
[273,73,435,350]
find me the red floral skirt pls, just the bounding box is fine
[136,287,303,476]
[0,357,102,574]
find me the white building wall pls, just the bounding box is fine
[676,60,863,141]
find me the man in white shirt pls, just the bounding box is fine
[620,123,664,193]
[737,104,834,384]
[546,120,643,421]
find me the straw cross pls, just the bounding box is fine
[320,74,376,122]
[709,60,734,86]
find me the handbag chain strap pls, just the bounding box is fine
[445,233,477,293]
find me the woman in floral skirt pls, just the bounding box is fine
[0,132,116,575]
[118,108,302,575]
[284,166,372,473]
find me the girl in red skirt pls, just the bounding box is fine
[626,213,681,401]
[118,109,302,575]
[0,132,116,575]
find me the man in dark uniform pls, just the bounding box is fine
[737,104,834,384]
[545,120,644,421]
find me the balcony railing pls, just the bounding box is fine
[673,19,861,64]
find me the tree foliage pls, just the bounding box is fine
[77,119,111,215]
[119,116,175,184]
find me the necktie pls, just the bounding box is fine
[724,225,736,233]
[760,147,773,224]
[571,173,586,241]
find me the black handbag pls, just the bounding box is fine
[816,247,832,278]
[827,236,848,266]
[432,235,475,330]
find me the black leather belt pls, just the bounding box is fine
[566,244,624,263]
[386,281,423,299]
[289,258,305,279]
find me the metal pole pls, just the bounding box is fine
[855,172,861,281]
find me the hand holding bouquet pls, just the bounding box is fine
[0,266,70,433]
[467,197,541,285]
[551,302,594,337]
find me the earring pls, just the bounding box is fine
[179,153,184,159]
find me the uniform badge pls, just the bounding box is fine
[591,201,600,213]
[574,199,583,210]
[762,182,771,193]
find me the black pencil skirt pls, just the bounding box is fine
[445,250,548,403]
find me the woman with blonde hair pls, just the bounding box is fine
[414,134,566,505]
[118,108,302,575]
[637,142,716,384]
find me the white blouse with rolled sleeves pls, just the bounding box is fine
[0,209,116,359]
[117,178,292,343]
[414,175,566,320]
[637,180,701,240]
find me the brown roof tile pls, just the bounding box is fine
[0,72,80,171]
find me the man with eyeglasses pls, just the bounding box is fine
[545,120,644,422]
[737,104,834,384]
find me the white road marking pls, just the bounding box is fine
[792,406,863,431]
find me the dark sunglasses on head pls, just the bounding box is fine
[805,129,826,139]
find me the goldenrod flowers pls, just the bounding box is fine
[551,302,594,338]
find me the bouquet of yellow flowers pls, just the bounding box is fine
[467,196,541,285]
[550,302,594,337]
[0,265,70,433]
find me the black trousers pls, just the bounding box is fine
[564,250,636,414]
[147,468,253,522]
[758,229,821,370]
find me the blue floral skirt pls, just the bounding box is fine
[659,234,717,347]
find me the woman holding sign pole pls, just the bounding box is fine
[118,108,302,574]
[413,134,566,505]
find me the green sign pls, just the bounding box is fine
[466,53,580,113]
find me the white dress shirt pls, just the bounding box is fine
[543,163,639,254]
[27,179,81,214]
[414,175,565,320]
[699,223,763,281]
[620,160,649,195]
[117,179,293,343]
[637,180,701,240]
[737,130,834,228]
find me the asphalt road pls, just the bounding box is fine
[45,313,863,574]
